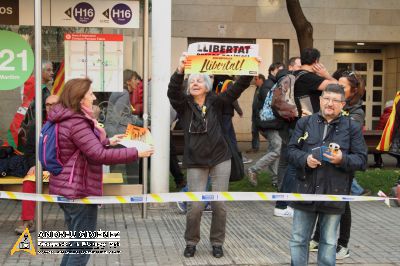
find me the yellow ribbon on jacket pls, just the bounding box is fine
[377,91,400,151]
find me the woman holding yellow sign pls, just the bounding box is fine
[168,53,254,259]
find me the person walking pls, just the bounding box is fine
[247,63,284,188]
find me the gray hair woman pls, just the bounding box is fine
[167,54,253,259]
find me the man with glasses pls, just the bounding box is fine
[15,95,59,234]
[287,84,367,265]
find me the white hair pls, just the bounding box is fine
[186,74,212,95]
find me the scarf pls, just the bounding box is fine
[81,104,107,143]
[377,91,400,151]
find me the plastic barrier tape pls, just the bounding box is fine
[0,191,394,205]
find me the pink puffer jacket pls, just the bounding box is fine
[47,104,138,199]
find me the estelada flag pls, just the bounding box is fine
[51,61,65,96]
[377,91,400,151]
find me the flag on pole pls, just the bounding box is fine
[377,91,400,151]
[51,61,65,96]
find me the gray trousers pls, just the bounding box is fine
[249,129,282,184]
[185,159,231,247]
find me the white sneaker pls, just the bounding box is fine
[273,207,294,217]
[309,240,319,252]
[336,245,350,260]
[242,156,253,164]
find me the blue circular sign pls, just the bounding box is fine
[111,3,132,25]
[73,2,95,24]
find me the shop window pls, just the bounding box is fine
[373,75,382,87]
[374,60,383,72]
[273,39,289,65]
[373,90,382,102]
[337,63,351,70]
[372,120,379,130]
[354,63,367,71]
[372,105,382,117]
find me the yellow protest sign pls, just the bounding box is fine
[11,227,36,256]
[184,55,258,76]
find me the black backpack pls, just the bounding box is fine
[0,146,28,177]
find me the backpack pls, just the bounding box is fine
[259,87,276,122]
[38,121,63,175]
[271,71,307,120]
[0,146,28,177]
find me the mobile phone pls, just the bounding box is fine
[311,147,322,162]
[321,145,331,162]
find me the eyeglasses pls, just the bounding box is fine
[342,71,355,77]
[320,96,343,104]
[45,103,56,107]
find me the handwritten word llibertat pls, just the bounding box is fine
[199,58,245,73]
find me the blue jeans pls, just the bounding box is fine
[290,209,341,266]
[351,178,364,195]
[59,203,98,266]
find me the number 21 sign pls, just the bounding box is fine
[0,30,34,90]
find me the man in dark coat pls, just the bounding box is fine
[288,84,367,266]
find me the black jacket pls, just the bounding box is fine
[288,113,367,214]
[254,74,284,130]
[168,72,252,168]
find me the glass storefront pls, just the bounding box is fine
[1,8,147,191]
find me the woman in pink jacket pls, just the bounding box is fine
[48,78,153,266]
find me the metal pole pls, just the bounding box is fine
[142,0,149,218]
[150,0,171,195]
[34,0,43,242]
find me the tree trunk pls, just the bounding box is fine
[286,0,313,52]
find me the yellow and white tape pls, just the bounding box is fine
[0,191,395,206]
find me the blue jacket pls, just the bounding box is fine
[288,113,367,214]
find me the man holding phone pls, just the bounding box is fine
[287,84,367,266]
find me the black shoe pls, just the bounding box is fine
[212,246,224,258]
[184,245,196,257]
